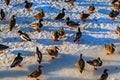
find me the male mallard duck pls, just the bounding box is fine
[31,19,43,32]
[55,8,65,20]
[99,69,108,80]
[86,57,102,70]
[0,9,5,20]
[109,10,119,20]
[24,0,33,11]
[18,30,31,41]
[33,9,45,19]
[74,27,82,43]
[80,11,90,22]
[10,53,23,68]
[0,44,9,54]
[46,46,59,59]
[9,15,16,31]
[51,31,59,41]
[116,26,120,36]
[28,65,43,80]
[65,17,79,30]
[4,0,10,6]
[35,47,42,64]
[77,54,85,73]
[104,43,116,55]
[64,0,75,6]
[88,4,95,14]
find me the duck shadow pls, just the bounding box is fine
[3,37,21,43]
[12,50,34,56]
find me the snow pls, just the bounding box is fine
[0,0,120,80]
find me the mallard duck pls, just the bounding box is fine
[35,47,42,64]
[99,69,108,80]
[64,0,75,6]
[46,46,59,59]
[24,0,33,11]
[33,9,45,19]
[80,11,90,22]
[0,9,5,20]
[51,31,59,41]
[55,8,65,20]
[116,26,120,36]
[111,0,118,5]
[10,53,23,68]
[113,3,120,11]
[4,0,10,6]
[31,19,43,32]
[74,27,82,43]
[65,17,79,30]
[109,10,119,20]
[88,4,95,13]
[104,43,116,55]
[28,65,43,80]
[9,15,16,31]
[58,27,66,39]
[0,44,9,54]
[18,30,31,41]
[77,54,85,73]
[86,57,102,70]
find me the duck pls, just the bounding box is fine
[74,27,82,43]
[31,19,43,32]
[80,11,90,22]
[35,47,42,64]
[115,26,120,36]
[77,54,85,73]
[86,57,102,70]
[55,8,65,20]
[64,0,75,6]
[104,43,116,55]
[109,10,119,20]
[45,46,59,59]
[18,30,31,41]
[51,31,59,41]
[9,15,16,31]
[4,0,10,6]
[88,4,95,14]
[0,44,9,54]
[0,9,5,20]
[10,53,23,68]
[33,9,45,19]
[24,0,33,11]
[59,27,66,39]
[65,17,79,30]
[28,65,43,80]
[111,0,118,5]
[113,3,120,11]
[99,69,108,80]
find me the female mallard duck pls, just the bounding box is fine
[87,57,102,70]
[65,17,79,30]
[46,46,59,59]
[113,3,120,11]
[59,27,66,39]
[80,11,90,22]
[64,0,75,6]
[111,0,118,5]
[9,15,16,31]
[18,30,31,41]
[55,8,65,20]
[10,53,23,68]
[0,44,9,54]
[51,31,59,41]
[0,9,5,20]
[74,27,82,43]
[88,4,95,14]
[116,26,120,36]
[24,0,33,11]
[28,65,43,80]
[109,10,119,20]
[31,19,43,32]
[35,47,42,64]
[104,43,116,55]
[4,0,10,6]
[99,69,108,80]
[33,9,45,19]
[77,54,85,73]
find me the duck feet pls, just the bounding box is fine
[0,50,3,54]
[18,64,22,67]
[36,78,40,80]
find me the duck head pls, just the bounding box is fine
[18,30,23,34]
[54,46,59,50]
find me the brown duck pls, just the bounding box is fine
[59,27,66,39]
[104,43,116,55]
[51,31,59,41]
[80,11,90,22]
[4,0,10,6]
[9,15,16,31]
[116,26,120,36]
[88,4,95,13]
[33,9,45,19]
[55,8,65,20]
